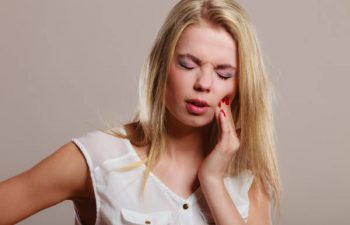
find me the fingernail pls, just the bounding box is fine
[225,97,230,105]
[218,101,221,107]
[221,109,226,117]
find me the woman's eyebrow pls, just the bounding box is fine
[178,53,236,70]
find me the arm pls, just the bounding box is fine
[198,96,272,225]
[0,142,91,225]
[200,177,272,225]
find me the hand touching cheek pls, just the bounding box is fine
[198,96,241,182]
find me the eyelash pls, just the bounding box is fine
[179,63,231,80]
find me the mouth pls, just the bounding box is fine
[185,99,209,115]
[186,99,209,107]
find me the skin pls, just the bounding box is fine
[158,19,239,198]
[163,19,239,189]
[159,20,272,224]
[0,20,271,225]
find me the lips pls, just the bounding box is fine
[186,99,209,107]
[185,99,209,115]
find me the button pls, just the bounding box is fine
[182,203,189,210]
[145,220,151,224]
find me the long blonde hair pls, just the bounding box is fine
[105,0,282,217]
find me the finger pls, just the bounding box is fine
[219,96,242,142]
[216,100,222,124]
[219,108,229,136]
[220,96,236,131]
[215,101,223,139]
[216,103,230,143]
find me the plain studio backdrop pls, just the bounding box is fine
[0,1,349,224]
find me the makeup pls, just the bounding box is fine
[186,99,209,115]
[186,102,209,115]
[221,109,226,117]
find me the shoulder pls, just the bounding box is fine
[32,141,94,200]
[71,129,131,167]
[72,129,128,149]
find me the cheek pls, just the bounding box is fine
[217,78,239,100]
[231,77,239,97]
[167,67,191,95]
[166,73,178,97]
[228,76,239,95]
[166,70,184,106]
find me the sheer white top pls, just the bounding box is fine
[71,128,254,225]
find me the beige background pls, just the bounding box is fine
[0,0,349,224]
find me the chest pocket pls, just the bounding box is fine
[120,208,173,225]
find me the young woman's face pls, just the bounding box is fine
[165,21,238,128]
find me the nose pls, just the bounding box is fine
[193,63,213,92]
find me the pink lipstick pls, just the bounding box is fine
[186,99,209,115]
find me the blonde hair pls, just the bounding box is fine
[105,0,282,218]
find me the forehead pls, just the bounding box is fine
[174,21,237,66]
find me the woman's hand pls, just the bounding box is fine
[198,96,241,183]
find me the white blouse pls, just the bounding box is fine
[71,127,254,225]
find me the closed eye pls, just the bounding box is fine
[178,61,233,80]
[216,69,234,80]
[178,61,194,70]
[217,74,231,80]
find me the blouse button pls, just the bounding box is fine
[182,203,189,210]
[145,220,151,224]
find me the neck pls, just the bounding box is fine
[164,111,213,161]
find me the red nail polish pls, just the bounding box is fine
[225,97,230,105]
[218,101,221,107]
[221,109,226,117]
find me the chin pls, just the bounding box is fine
[165,107,214,130]
[178,112,216,129]
[185,117,210,127]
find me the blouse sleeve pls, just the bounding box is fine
[223,169,255,222]
[71,131,102,225]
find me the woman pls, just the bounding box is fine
[0,0,282,224]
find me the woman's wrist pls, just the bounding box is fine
[198,174,224,189]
